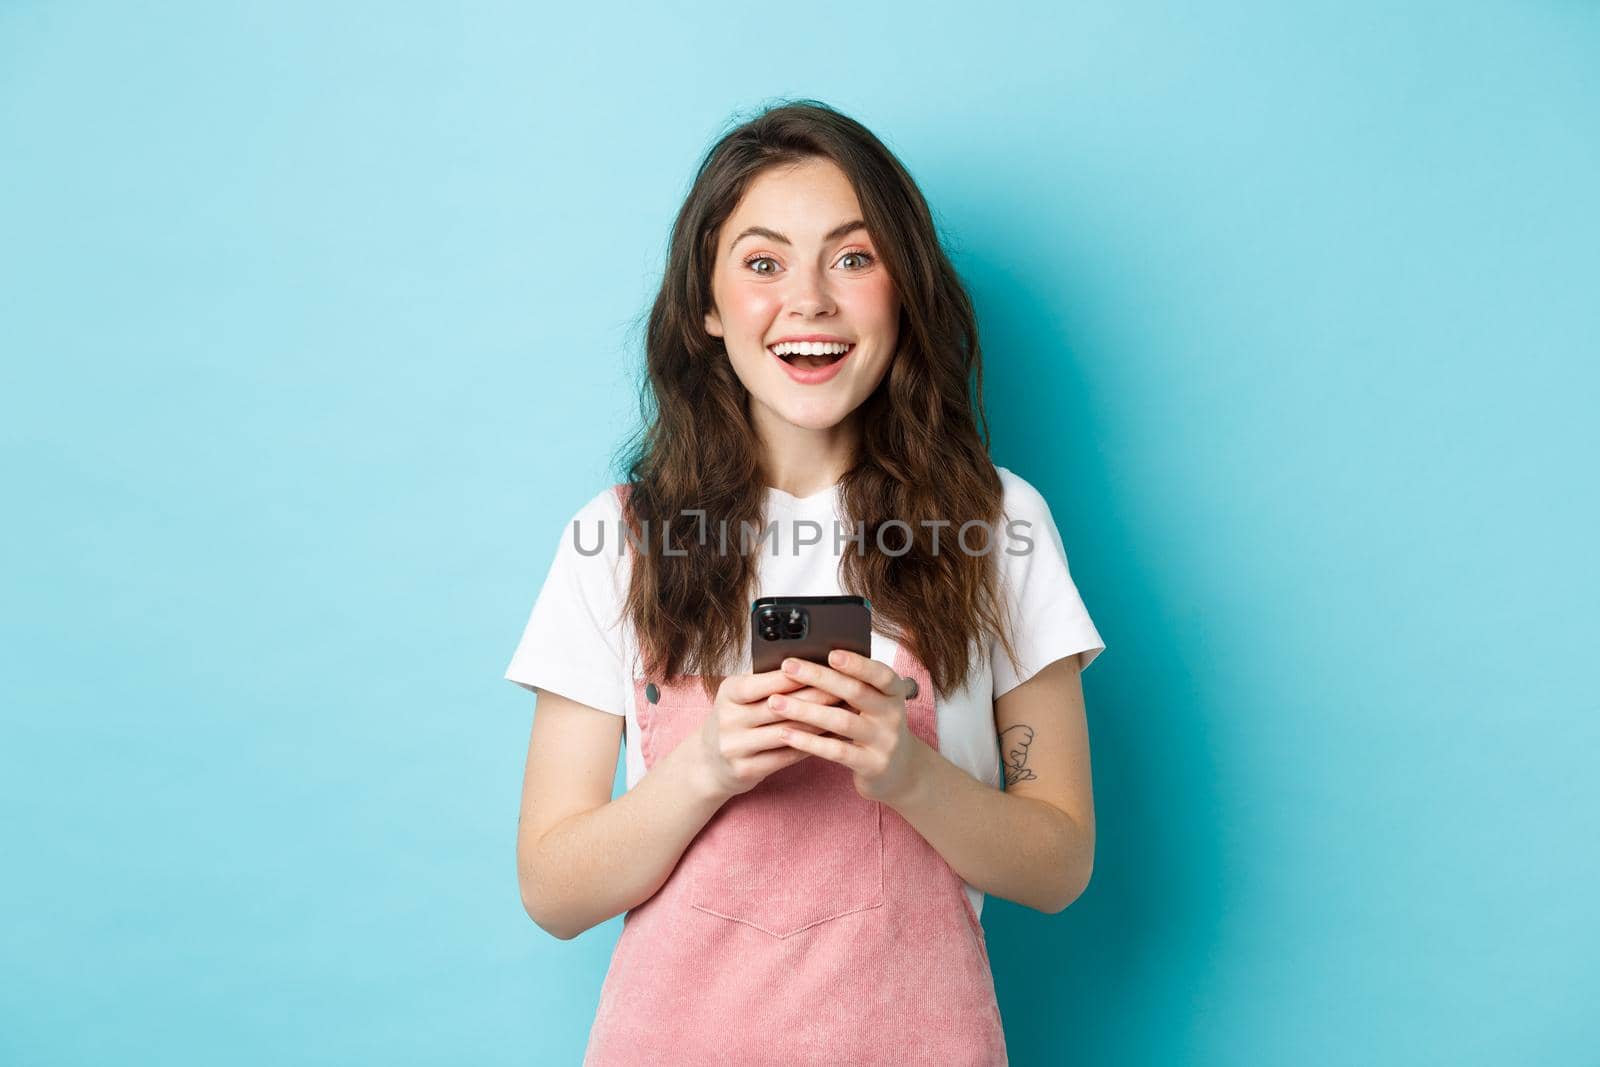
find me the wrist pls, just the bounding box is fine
[671,739,731,808]
[884,734,937,814]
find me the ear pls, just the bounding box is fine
[703,307,724,339]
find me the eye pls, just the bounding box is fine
[741,249,877,275]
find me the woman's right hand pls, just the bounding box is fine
[697,668,844,801]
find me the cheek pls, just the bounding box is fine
[721,287,784,333]
[841,277,899,329]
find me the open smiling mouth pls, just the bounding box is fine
[768,342,855,369]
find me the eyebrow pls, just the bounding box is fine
[729,219,868,252]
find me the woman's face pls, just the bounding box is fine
[704,156,900,435]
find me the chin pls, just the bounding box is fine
[770,398,856,431]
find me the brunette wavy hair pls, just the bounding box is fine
[611,98,1023,702]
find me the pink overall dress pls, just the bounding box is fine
[583,488,1009,1065]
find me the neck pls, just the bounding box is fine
[750,401,859,499]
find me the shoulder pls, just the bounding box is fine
[558,483,626,528]
[545,485,629,575]
[992,465,1071,572]
[994,465,1055,525]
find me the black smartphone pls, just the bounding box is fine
[750,595,872,674]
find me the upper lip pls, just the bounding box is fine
[767,334,854,346]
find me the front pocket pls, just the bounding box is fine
[686,754,885,938]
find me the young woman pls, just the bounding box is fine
[505,100,1106,1066]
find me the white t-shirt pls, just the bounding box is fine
[504,464,1106,920]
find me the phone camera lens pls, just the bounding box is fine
[758,607,780,642]
[783,608,808,639]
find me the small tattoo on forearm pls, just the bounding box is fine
[999,724,1037,787]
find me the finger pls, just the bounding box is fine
[720,668,824,705]
[770,673,845,706]
[777,722,864,770]
[730,741,814,780]
[767,692,866,743]
[823,649,906,697]
[726,719,828,757]
[743,690,844,729]
[781,683,844,706]
[750,745,814,776]
[778,656,895,715]
[724,680,841,728]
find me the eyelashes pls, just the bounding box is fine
[741,249,877,275]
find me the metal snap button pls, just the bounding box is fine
[903,677,918,700]
[644,682,660,704]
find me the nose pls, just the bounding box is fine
[785,261,836,319]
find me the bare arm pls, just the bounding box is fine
[887,653,1096,914]
[516,689,725,940]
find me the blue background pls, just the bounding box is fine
[4,3,1596,1064]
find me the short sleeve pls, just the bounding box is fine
[991,468,1106,699]
[503,489,628,715]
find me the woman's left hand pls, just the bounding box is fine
[768,649,929,807]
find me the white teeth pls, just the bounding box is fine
[769,341,852,357]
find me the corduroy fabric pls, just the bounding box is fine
[582,494,1008,1063]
